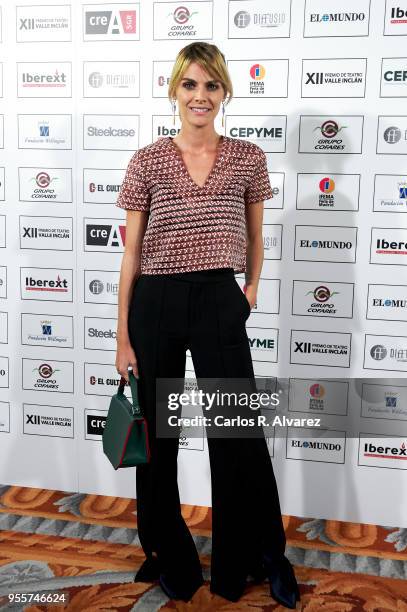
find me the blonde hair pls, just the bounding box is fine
[168,42,233,104]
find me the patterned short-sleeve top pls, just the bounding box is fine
[116,135,273,275]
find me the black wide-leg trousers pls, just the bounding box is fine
[127,267,286,598]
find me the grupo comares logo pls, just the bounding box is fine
[286,427,346,463]
[290,330,351,368]
[364,334,407,372]
[0,267,6,299]
[384,2,407,36]
[292,280,354,318]
[370,227,407,265]
[0,356,8,388]
[358,434,407,469]
[294,226,357,263]
[23,404,74,438]
[247,328,278,363]
[228,0,291,39]
[19,167,72,202]
[84,363,124,395]
[288,379,349,416]
[22,358,74,393]
[297,173,360,211]
[381,58,407,97]
[84,270,119,305]
[0,401,10,433]
[20,268,73,302]
[0,311,7,344]
[373,174,407,212]
[302,58,366,98]
[83,115,139,150]
[83,3,139,40]
[17,62,72,97]
[154,2,213,40]
[227,59,289,98]
[299,116,363,154]
[83,169,125,204]
[361,383,407,421]
[84,317,117,351]
[21,313,74,348]
[0,215,5,248]
[17,5,72,42]
[226,116,286,152]
[377,116,407,154]
[84,219,125,252]
[19,216,73,251]
[18,115,72,150]
[303,0,370,37]
[367,284,407,322]
[84,61,140,97]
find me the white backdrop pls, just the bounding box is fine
[0,0,407,528]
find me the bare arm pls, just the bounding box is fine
[115,209,149,379]
[244,201,264,308]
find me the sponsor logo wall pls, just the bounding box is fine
[0,0,406,528]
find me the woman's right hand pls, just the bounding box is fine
[115,340,139,381]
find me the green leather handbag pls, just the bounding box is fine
[103,371,151,469]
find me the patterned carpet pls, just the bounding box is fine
[0,484,406,610]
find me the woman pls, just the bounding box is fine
[115,42,300,608]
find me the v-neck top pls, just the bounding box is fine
[116,135,273,275]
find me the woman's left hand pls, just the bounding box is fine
[244,284,256,309]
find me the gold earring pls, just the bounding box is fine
[172,99,176,125]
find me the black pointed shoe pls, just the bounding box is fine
[263,553,300,609]
[159,572,204,602]
[134,555,161,582]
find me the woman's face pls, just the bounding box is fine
[174,61,225,128]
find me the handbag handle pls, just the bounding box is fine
[118,370,142,417]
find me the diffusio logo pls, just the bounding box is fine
[370,345,387,360]
[234,11,250,28]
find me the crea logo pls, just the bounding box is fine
[85,9,137,35]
